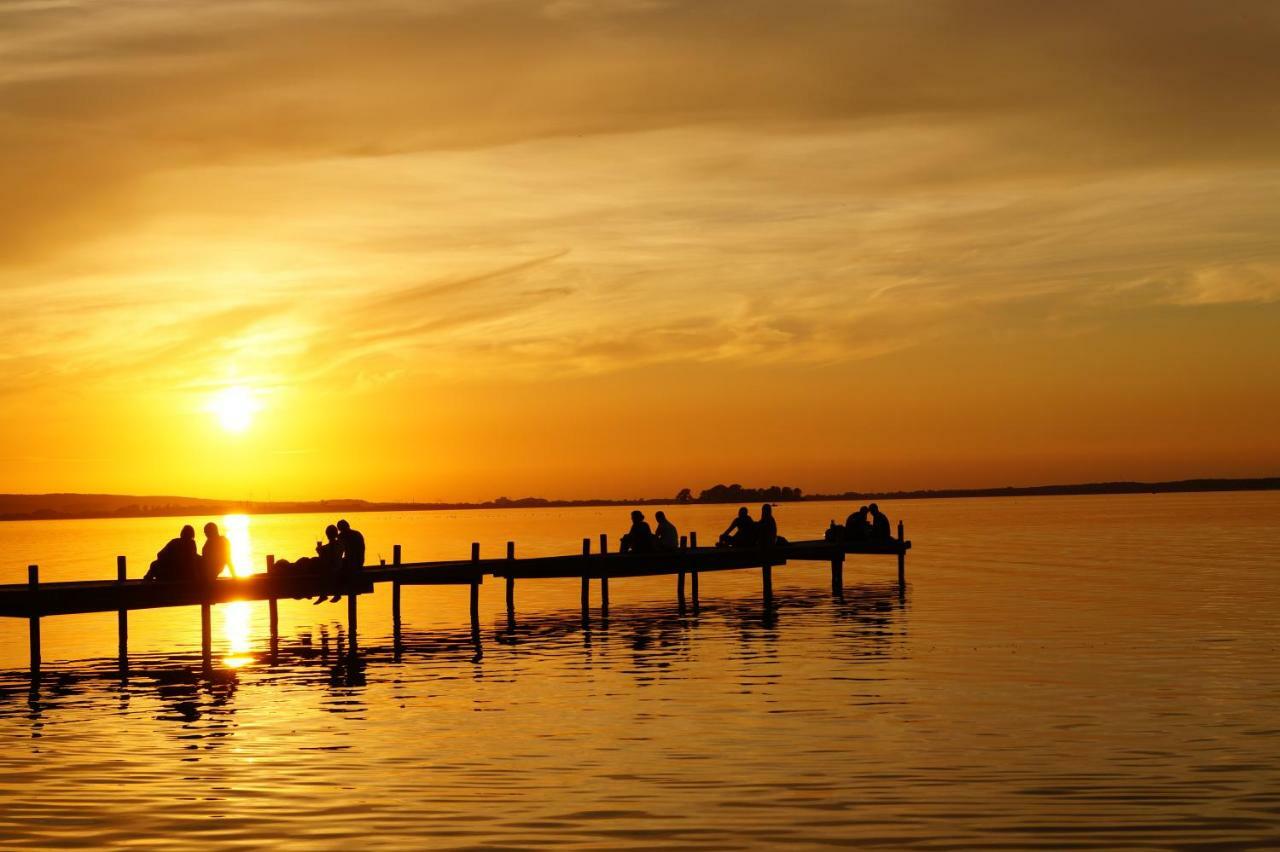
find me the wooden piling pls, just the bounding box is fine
[831,556,844,596]
[391,544,402,637]
[505,541,516,632]
[346,593,358,655]
[117,556,128,674]
[691,567,700,612]
[762,563,773,608]
[690,531,698,549]
[581,538,591,625]
[200,601,212,673]
[677,569,686,613]
[599,534,609,619]
[27,565,40,678]
[266,554,279,641]
[897,520,906,587]
[469,543,481,642]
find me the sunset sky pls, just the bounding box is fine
[2,0,1279,502]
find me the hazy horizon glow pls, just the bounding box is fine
[2,1,1279,501]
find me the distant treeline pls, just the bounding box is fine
[0,477,1276,522]
[808,477,1280,502]
[674,484,805,503]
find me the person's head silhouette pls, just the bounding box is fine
[180,524,195,539]
[869,503,879,514]
[631,510,644,522]
[761,504,773,518]
[655,511,667,523]
[204,522,218,538]
[738,507,749,518]
[325,524,338,541]
[336,519,350,533]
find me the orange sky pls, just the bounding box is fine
[2,1,1279,501]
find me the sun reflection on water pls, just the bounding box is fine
[221,513,256,668]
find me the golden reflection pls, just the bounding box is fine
[221,513,256,668]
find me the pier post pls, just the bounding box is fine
[117,556,128,675]
[831,556,844,596]
[581,538,591,626]
[27,565,40,678]
[266,554,279,641]
[678,569,686,614]
[505,541,516,632]
[200,601,212,674]
[680,534,687,550]
[762,563,773,609]
[469,543,481,646]
[690,531,698,549]
[346,584,359,658]
[691,566,700,613]
[897,521,906,587]
[392,544,402,645]
[599,534,609,620]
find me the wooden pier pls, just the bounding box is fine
[1,522,910,676]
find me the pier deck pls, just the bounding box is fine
[1,524,910,675]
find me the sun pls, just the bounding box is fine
[209,385,260,433]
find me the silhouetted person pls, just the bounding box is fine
[718,507,757,548]
[201,522,232,582]
[845,506,871,541]
[654,510,678,550]
[620,510,654,553]
[145,525,198,581]
[869,503,892,542]
[330,519,366,602]
[311,524,344,604]
[757,504,778,548]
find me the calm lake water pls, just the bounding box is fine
[0,493,1277,849]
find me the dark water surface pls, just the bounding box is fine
[0,494,1277,849]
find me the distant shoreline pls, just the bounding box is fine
[1,477,1276,523]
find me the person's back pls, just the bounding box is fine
[722,508,756,548]
[147,526,198,581]
[654,512,678,550]
[629,518,654,552]
[201,523,232,582]
[337,520,365,572]
[845,507,869,541]
[869,503,891,541]
[757,505,778,548]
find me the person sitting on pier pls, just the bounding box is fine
[330,519,366,602]
[717,506,757,548]
[844,506,871,541]
[868,503,892,542]
[310,524,346,603]
[144,525,198,581]
[200,522,233,582]
[620,510,655,553]
[654,510,678,550]
[757,504,778,548]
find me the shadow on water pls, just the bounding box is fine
[0,582,909,728]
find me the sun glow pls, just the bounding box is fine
[209,385,260,434]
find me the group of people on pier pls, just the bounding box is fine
[717,504,783,549]
[144,518,365,605]
[144,522,231,584]
[271,519,365,604]
[827,503,894,543]
[616,504,791,553]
